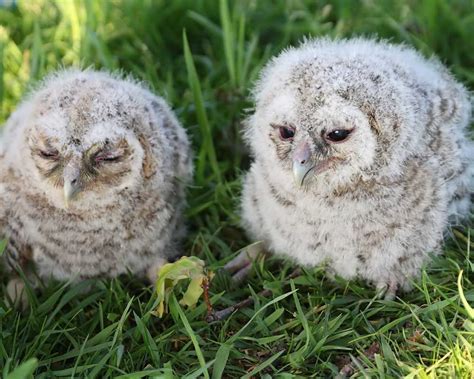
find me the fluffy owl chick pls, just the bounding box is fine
[241,38,473,297]
[0,70,192,298]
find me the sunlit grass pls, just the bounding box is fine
[0,0,473,377]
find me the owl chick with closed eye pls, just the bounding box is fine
[240,38,473,298]
[0,70,193,305]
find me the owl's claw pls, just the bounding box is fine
[376,279,399,300]
[224,242,265,283]
[6,277,29,311]
[228,264,253,284]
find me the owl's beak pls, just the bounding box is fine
[63,160,82,208]
[292,142,314,186]
[63,179,81,208]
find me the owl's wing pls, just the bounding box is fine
[413,55,469,135]
[425,63,473,219]
[147,95,194,182]
[0,109,9,232]
[0,166,7,241]
[0,111,13,234]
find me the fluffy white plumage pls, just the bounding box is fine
[241,38,473,297]
[0,70,193,301]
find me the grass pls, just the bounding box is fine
[0,0,473,377]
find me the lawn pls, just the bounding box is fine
[1,0,474,377]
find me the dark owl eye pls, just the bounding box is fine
[39,149,59,160]
[279,126,295,141]
[325,129,353,143]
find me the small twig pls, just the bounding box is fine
[207,268,302,322]
[207,288,273,322]
[201,275,213,320]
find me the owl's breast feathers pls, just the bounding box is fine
[243,150,451,284]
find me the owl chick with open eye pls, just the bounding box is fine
[0,70,192,304]
[239,38,473,298]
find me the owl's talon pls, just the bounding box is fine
[224,242,264,280]
[376,280,399,300]
[224,242,263,273]
[230,264,253,284]
[6,277,29,311]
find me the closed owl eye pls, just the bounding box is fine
[39,149,60,160]
[325,128,354,143]
[94,153,122,164]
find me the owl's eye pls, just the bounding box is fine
[279,126,295,141]
[325,129,353,143]
[39,149,59,160]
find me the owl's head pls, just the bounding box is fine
[249,92,378,190]
[23,70,160,210]
[246,38,451,191]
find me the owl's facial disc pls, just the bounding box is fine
[60,139,131,208]
[262,92,375,188]
[30,132,134,208]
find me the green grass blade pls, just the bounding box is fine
[228,289,297,343]
[133,312,160,367]
[184,359,215,379]
[0,239,7,255]
[288,280,313,361]
[115,369,177,379]
[236,12,245,88]
[5,358,38,379]
[187,11,222,37]
[182,29,221,184]
[458,270,474,319]
[241,350,284,379]
[211,343,232,379]
[171,295,209,379]
[219,0,235,86]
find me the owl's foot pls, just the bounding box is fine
[376,279,399,300]
[224,242,265,283]
[6,277,29,311]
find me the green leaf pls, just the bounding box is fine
[154,256,209,317]
[180,277,205,308]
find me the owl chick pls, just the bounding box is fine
[0,69,193,302]
[240,38,473,297]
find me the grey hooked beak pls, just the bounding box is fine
[63,159,82,208]
[292,142,314,186]
[63,179,81,208]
